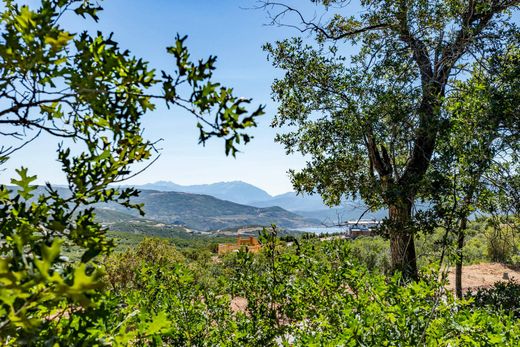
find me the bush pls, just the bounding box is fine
[34,236,520,346]
[464,233,488,264]
[349,236,391,273]
[485,226,517,262]
[468,280,520,318]
[104,238,185,290]
[23,235,520,345]
[225,238,520,346]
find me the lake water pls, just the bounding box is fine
[293,226,348,235]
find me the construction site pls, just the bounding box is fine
[217,236,262,256]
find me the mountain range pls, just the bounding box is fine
[134,181,385,222]
[135,181,334,210]
[19,181,384,233]
[136,181,271,205]
[15,185,320,232]
[103,189,318,231]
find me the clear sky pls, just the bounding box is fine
[3,0,323,196]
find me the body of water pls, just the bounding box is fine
[293,226,348,235]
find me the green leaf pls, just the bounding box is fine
[10,167,37,200]
[146,311,170,336]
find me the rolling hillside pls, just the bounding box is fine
[103,189,319,231]
[15,185,318,232]
[134,181,384,223]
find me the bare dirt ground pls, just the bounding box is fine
[230,296,248,313]
[447,262,520,291]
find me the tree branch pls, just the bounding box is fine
[0,95,73,118]
[436,0,520,85]
[259,1,388,40]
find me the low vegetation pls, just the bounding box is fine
[16,226,520,346]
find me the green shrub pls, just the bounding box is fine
[468,280,520,318]
[464,233,488,264]
[350,236,391,273]
[104,238,185,291]
[225,238,520,346]
[16,234,520,346]
[485,226,517,262]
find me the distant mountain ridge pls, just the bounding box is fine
[14,183,387,232]
[136,181,271,205]
[15,185,319,231]
[134,180,384,223]
[135,180,330,210]
[248,192,328,211]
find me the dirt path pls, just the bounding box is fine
[446,263,520,291]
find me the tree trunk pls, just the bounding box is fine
[455,216,467,299]
[456,192,474,298]
[389,200,418,281]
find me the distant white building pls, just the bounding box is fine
[345,220,381,237]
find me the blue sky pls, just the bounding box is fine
[4,0,321,195]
